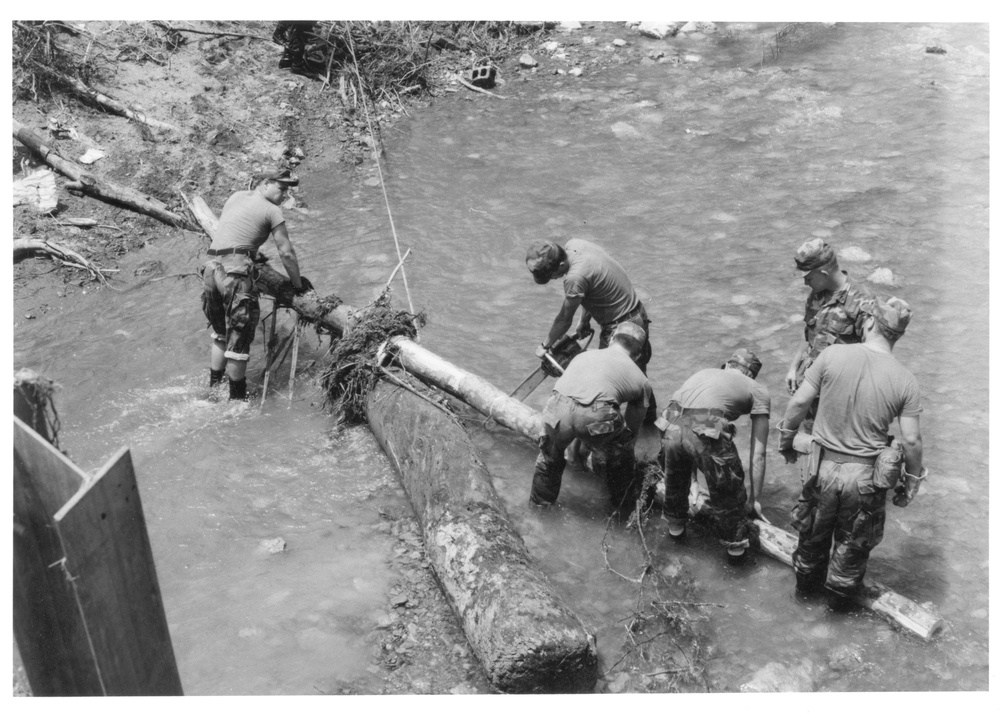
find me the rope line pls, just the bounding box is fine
[51,556,108,694]
[345,25,416,323]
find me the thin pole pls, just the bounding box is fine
[259,304,278,410]
[288,315,301,403]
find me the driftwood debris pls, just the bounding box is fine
[27,61,179,134]
[13,238,118,286]
[13,119,195,230]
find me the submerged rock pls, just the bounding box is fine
[740,658,816,692]
[867,267,897,286]
[257,537,287,555]
[637,22,679,40]
[838,245,872,262]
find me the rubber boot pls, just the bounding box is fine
[794,571,824,603]
[209,368,225,387]
[229,377,248,401]
[666,517,686,541]
[726,546,747,566]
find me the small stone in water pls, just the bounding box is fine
[867,267,896,286]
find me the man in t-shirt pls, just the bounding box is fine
[656,349,771,565]
[778,296,925,607]
[531,322,652,512]
[525,238,652,372]
[201,168,312,400]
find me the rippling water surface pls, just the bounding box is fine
[13,22,988,693]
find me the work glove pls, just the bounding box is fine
[294,275,314,295]
[576,323,594,340]
[893,468,927,508]
[776,419,799,463]
[535,343,551,359]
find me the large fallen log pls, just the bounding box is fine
[188,197,598,692]
[13,119,195,230]
[366,375,597,691]
[384,337,544,441]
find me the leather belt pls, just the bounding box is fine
[207,247,254,257]
[822,448,877,466]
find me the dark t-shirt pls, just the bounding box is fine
[805,343,922,456]
[554,347,651,407]
[671,367,771,421]
[562,238,641,326]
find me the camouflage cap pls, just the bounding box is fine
[611,321,647,345]
[794,238,836,274]
[525,241,561,284]
[724,348,762,378]
[264,168,299,186]
[867,296,912,335]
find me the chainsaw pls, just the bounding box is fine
[509,328,593,402]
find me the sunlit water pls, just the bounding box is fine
[13,23,987,693]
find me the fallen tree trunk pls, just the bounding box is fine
[27,61,180,134]
[385,337,544,441]
[13,119,195,230]
[366,375,597,692]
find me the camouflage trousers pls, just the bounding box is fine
[531,392,637,508]
[661,410,750,549]
[790,459,886,596]
[201,260,260,362]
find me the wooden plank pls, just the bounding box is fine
[13,417,102,695]
[751,520,943,640]
[53,447,184,695]
[13,415,85,512]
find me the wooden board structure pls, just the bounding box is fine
[13,415,183,695]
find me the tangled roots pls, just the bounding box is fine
[320,291,424,424]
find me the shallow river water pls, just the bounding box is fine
[12,23,988,694]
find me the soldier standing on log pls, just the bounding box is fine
[784,239,872,430]
[778,296,926,608]
[531,322,652,511]
[656,349,770,566]
[201,169,312,400]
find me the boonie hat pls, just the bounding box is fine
[724,348,762,378]
[794,238,836,274]
[264,168,299,186]
[867,296,912,335]
[611,321,647,345]
[525,241,561,284]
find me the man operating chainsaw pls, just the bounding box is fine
[525,239,652,373]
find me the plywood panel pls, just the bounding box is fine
[54,447,183,695]
[13,418,102,695]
